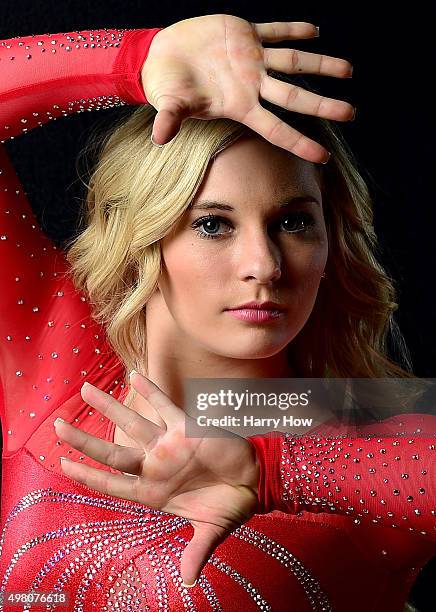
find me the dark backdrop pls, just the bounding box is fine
[1,1,435,609]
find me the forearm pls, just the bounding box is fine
[248,416,436,543]
[0,27,162,142]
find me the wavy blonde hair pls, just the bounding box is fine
[64,71,414,409]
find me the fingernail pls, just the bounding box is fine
[151,133,164,148]
[82,381,91,390]
[60,456,71,463]
[129,369,138,380]
[315,26,320,37]
[54,417,66,427]
[351,107,357,121]
[182,579,197,588]
[347,66,354,78]
[321,152,331,165]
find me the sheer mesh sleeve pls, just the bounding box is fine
[248,413,436,543]
[0,27,162,443]
[0,28,162,141]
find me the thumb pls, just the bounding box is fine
[151,97,191,146]
[180,522,229,587]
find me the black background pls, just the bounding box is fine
[1,1,435,609]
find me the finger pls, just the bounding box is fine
[241,103,330,164]
[130,371,184,426]
[81,382,163,445]
[252,21,319,42]
[264,48,353,79]
[180,523,229,587]
[260,75,355,121]
[54,418,146,475]
[151,97,192,145]
[59,456,168,506]
[129,390,167,431]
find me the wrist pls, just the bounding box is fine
[243,439,261,509]
[140,27,168,102]
[247,433,287,514]
[115,27,164,105]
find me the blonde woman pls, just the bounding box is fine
[0,14,434,611]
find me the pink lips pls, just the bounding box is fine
[225,308,285,323]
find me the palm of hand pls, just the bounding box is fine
[121,418,259,529]
[141,14,354,162]
[54,371,260,585]
[142,14,266,123]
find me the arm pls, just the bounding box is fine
[248,413,436,542]
[0,27,161,142]
[0,27,161,450]
[53,374,436,586]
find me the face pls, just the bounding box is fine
[153,135,328,360]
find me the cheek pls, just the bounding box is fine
[160,239,226,307]
[284,241,328,309]
[284,236,328,279]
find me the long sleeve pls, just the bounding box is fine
[0,27,162,452]
[0,27,162,141]
[248,413,436,543]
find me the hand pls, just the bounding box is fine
[54,371,260,586]
[141,14,354,163]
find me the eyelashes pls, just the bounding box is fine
[191,212,316,241]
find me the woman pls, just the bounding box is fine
[0,14,434,612]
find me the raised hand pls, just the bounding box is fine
[141,14,354,163]
[53,371,260,587]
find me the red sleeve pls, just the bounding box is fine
[248,413,436,543]
[0,28,162,141]
[0,27,162,443]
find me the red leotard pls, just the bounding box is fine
[0,26,435,612]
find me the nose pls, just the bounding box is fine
[236,228,282,283]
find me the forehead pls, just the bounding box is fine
[194,135,322,202]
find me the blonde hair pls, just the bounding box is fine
[63,71,414,409]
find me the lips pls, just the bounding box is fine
[225,308,285,323]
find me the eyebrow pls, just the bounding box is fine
[189,195,320,211]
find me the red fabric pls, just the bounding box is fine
[0,27,435,611]
[247,418,436,537]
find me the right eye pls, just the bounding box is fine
[191,214,233,240]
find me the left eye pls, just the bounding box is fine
[279,214,315,233]
[191,213,315,240]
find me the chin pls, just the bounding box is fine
[215,337,293,360]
